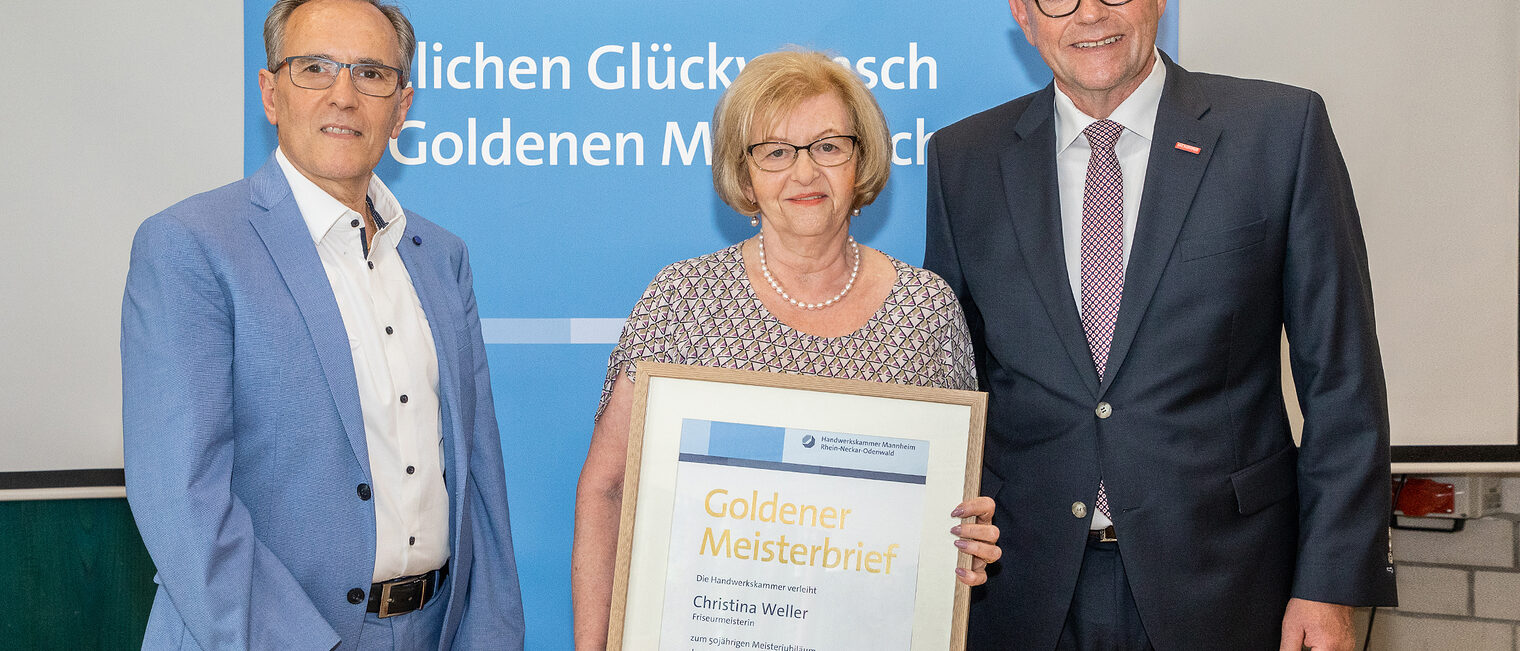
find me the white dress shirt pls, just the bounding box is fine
[276,149,450,581]
[1053,52,1166,530]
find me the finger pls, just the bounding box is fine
[951,523,1001,544]
[1277,626,1303,651]
[955,566,987,587]
[970,496,996,523]
[951,496,997,522]
[954,538,1003,564]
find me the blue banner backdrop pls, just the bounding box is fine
[243,2,1178,646]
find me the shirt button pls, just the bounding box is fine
[1095,402,1113,419]
[399,394,409,404]
[406,465,415,475]
[385,326,394,335]
[348,588,365,604]
[409,536,416,546]
[1072,502,1088,519]
[357,483,371,501]
[350,219,360,228]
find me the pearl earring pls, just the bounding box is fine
[751,213,760,227]
[851,208,861,217]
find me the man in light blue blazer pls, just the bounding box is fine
[121,0,524,648]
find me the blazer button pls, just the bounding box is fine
[347,588,365,604]
[1072,501,1088,519]
[1095,402,1113,419]
[357,483,371,501]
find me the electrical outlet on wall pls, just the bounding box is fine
[1394,475,1502,519]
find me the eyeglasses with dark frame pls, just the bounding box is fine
[1034,0,1134,19]
[271,55,405,98]
[745,135,859,172]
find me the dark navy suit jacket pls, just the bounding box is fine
[924,53,1396,650]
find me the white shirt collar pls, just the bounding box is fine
[274,147,406,245]
[1054,48,1167,153]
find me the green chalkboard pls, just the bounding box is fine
[1,498,155,650]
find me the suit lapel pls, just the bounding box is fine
[1001,87,1103,398]
[1100,56,1220,397]
[246,156,372,479]
[397,228,468,520]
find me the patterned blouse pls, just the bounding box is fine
[597,243,977,419]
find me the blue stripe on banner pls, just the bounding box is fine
[480,318,625,344]
[570,318,626,344]
[677,453,927,485]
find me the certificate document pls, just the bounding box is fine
[660,419,930,649]
[610,363,985,651]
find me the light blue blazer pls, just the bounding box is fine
[122,155,525,650]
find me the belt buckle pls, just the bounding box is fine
[376,575,426,619]
[1098,525,1117,543]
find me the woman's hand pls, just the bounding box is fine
[950,496,1001,586]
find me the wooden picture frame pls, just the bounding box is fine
[607,362,987,650]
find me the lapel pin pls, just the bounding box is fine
[1174,142,1201,155]
[412,235,422,246]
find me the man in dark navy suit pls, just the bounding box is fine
[924,0,1396,648]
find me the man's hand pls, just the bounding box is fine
[1280,598,1356,651]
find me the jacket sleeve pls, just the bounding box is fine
[1281,91,1397,606]
[121,213,340,648]
[924,135,990,392]
[447,241,527,649]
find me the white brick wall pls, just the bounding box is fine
[1372,474,1520,650]
[1474,572,1520,621]
[1367,612,1514,651]
[1395,565,1470,616]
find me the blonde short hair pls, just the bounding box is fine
[711,49,891,217]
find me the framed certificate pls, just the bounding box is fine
[608,362,987,651]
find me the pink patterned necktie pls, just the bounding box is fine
[1081,119,1125,519]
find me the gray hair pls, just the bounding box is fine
[264,0,416,83]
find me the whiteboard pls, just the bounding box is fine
[0,2,243,497]
[1181,2,1520,470]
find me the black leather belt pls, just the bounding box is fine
[368,563,448,618]
[1087,525,1117,542]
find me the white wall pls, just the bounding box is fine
[0,2,242,489]
[1181,2,1520,455]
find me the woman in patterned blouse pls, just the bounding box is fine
[571,49,1001,648]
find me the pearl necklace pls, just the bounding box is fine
[757,232,860,310]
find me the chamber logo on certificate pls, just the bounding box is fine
[660,418,931,650]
